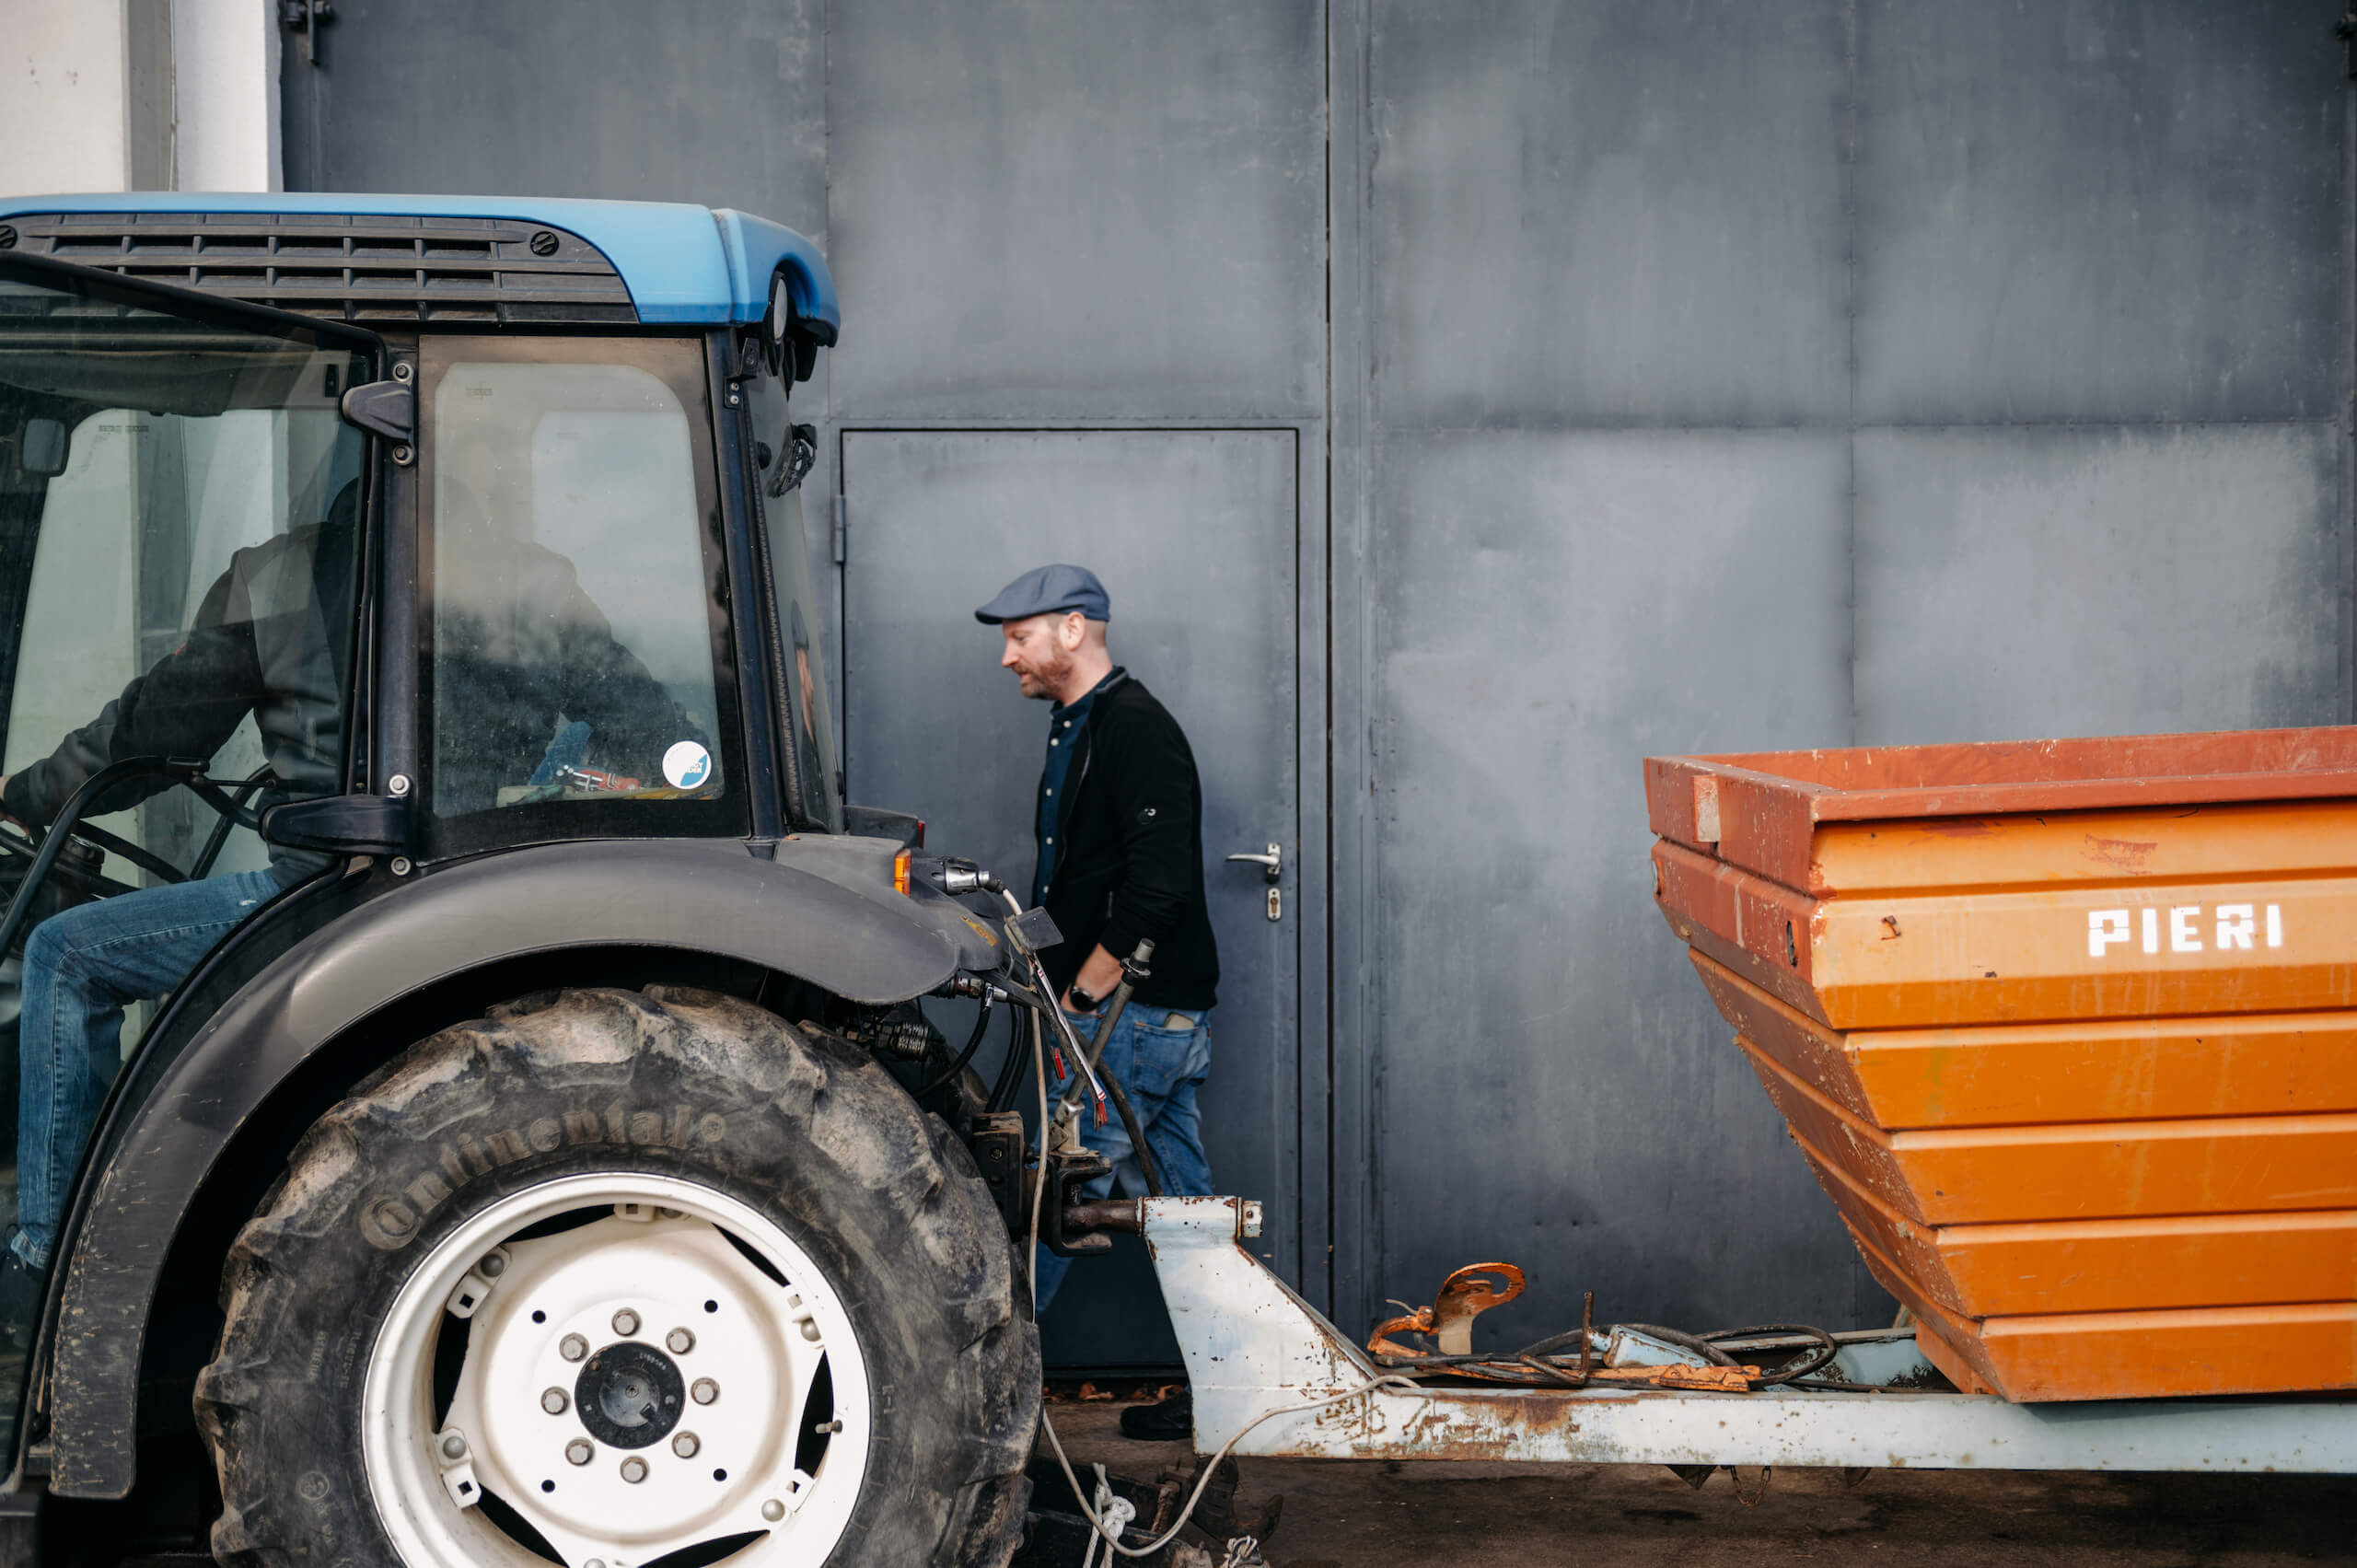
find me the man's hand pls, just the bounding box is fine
[1062,944,1123,1014]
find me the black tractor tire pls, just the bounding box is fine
[192,984,1039,1568]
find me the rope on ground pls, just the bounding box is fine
[1079,1462,1137,1568]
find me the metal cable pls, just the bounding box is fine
[1375,1318,1856,1392]
[1698,1323,1842,1388]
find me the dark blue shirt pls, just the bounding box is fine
[1033,667,1123,907]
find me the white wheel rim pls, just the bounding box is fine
[362,1173,871,1568]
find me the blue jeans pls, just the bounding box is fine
[12,869,280,1268]
[1034,1004,1213,1312]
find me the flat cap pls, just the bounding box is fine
[974,563,1110,624]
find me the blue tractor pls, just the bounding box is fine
[0,194,1056,1568]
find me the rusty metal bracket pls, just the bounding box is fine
[1366,1262,1526,1358]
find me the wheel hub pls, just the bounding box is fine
[362,1177,869,1568]
[576,1342,685,1448]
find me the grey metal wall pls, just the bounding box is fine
[284,1,2351,1347]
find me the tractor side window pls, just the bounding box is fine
[0,271,366,899]
[744,359,840,831]
[420,341,744,849]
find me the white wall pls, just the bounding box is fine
[169,0,279,192]
[0,0,276,195]
[0,3,136,193]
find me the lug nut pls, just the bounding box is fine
[566,1438,595,1466]
[666,1327,695,1354]
[761,1499,785,1522]
[691,1378,719,1405]
[620,1456,649,1484]
[560,1333,589,1362]
[540,1388,569,1415]
[438,1433,468,1461]
[479,1251,506,1278]
[799,1320,821,1342]
[612,1308,641,1337]
[670,1431,700,1458]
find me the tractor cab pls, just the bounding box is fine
[0,199,1040,1568]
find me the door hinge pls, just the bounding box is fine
[279,0,334,67]
[831,494,847,565]
[341,377,415,462]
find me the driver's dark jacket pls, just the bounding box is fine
[2,527,689,881]
[3,524,353,884]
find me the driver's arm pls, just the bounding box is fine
[0,565,262,829]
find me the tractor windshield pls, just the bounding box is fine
[0,256,371,1376]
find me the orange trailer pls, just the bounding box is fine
[1644,726,2357,1402]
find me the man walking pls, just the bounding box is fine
[977,563,1218,1440]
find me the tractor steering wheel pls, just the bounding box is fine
[0,758,279,958]
[0,815,145,903]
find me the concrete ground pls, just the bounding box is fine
[1044,1401,2356,1566]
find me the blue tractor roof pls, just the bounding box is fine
[0,192,838,337]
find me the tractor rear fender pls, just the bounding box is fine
[43,834,1001,1499]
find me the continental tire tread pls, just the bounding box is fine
[193,984,1038,1568]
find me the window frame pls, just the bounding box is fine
[732,334,841,834]
[412,332,750,861]
[0,250,389,820]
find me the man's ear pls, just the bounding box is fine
[1060,610,1086,650]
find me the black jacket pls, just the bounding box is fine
[4,520,357,883]
[1039,674,1219,1011]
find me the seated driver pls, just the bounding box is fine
[0,459,691,1339]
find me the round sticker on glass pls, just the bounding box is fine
[663,740,713,790]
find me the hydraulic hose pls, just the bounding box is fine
[920,991,994,1098]
[1055,939,1167,1196]
[1090,1046,1166,1197]
[949,865,1167,1190]
[985,1016,1030,1113]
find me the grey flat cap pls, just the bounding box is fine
[974,563,1110,624]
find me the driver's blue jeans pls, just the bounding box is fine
[9,869,280,1270]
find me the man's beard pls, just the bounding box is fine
[1018,654,1071,699]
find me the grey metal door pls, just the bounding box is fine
[840,429,1299,1370]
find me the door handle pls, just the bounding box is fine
[1226,842,1283,922]
[1225,843,1283,883]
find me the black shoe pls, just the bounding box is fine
[1119,1386,1192,1442]
[0,1247,41,1345]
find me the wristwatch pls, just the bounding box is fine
[1066,983,1102,1015]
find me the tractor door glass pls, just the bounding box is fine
[0,257,372,1425]
[420,338,743,850]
